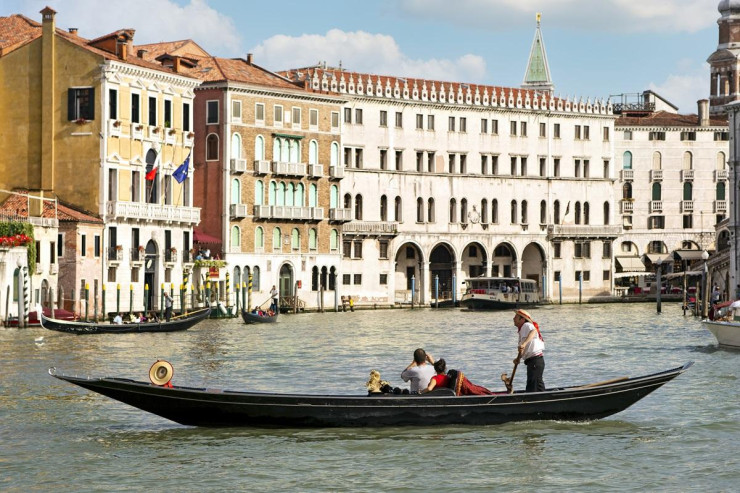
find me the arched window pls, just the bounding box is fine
[329,266,337,290]
[355,194,363,220]
[684,182,693,201]
[492,199,498,224]
[395,196,402,222]
[683,151,693,169]
[652,182,662,201]
[449,199,457,223]
[291,228,300,251]
[416,197,424,222]
[481,199,488,224]
[231,225,240,248]
[255,180,264,205]
[718,151,727,169]
[330,229,339,251]
[231,133,241,159]
[540,200,546,224]
[253,266,261,291]
[380,195,388,221]
[312,266,319,291]
[427,198,435,223]
[309,140,318,165]
[206,134,219,160]
[331,142,339,167]
[583,202,590,225]
[308,184,317,207]
[521,200,528,224]
[296,183,305,207]
[716,182,726,200]
[289,139,299,163]
[273,227,282,252]
[461,198,468,223]
[286,183,295,207]
[231,178,240,204]
[278,182,286,206]
[344,193,352,209]
[652,151,662,170]
[255,226,264,250]
[309,228,317,250]
[575,202,581,224]
[330,185,339,209]
[622,151,632,170]
[554,200,560,224]
[510,200,517,224]
[269,181,277,206]
[255,135,265,161]
[603,201,610,225]
[273,138,281,161]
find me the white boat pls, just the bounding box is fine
[460,277,540,310]
[702,300,740,349]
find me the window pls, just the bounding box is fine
[583,125,590,139]
[380,110,387,126]
[292,228,300,251]
[481,119,488,133]
[206,100,219,124]
[290,107,300,128]
[355,148,364,168]
[94,235,101,258]
[206,134,219,161]
[343,274,351,285]
[539,158,546,177]
[343,241,351,258]
[460,117,467,132]
[274,105,283,125]
[554,158,560,177]
[603,127,610,141]
[554,200,560,224]
[309,109,318,128]
[379,274,388,285]
[231,225,241,249]
[574,241,591,258]
[574,125,581,139]
[416,114,423,129]
[492,199,498,224]
[427,115,435,130]
[148,97,158,126]
[539,122,546,137]
[683,215,693,229]
[353,240,363,259]
[395,150,403,171]
[648,216,665,229]
[354,108,362,125]
[624,130,633,140]
[649,131,666,141]
[510,200,517,224]
[603,160,610,178]
[395,196,402,222]
[331,111,339,129]
[448,116,456,132]
[330,229,338,251]
[183,102,190,131]
[395,112,403,128]
[68,87,94,121]
[510,156,517,175]
[575,159,581,178]
[255,103,265,122]
[449,199,457,223]
[520,121,526,136]
[491,119,498,134]
[354,274,362,285]
[584,159,589,178]
[553,242,561,258]
[108,89,118,120]
[510,120,517,136]
[344,107,352,123]
[492,155,499,175]
[715,131,729,141]
[553,123,560,138]
[416,152,423,172]
[481,155,488,175]
[163,99,172,128]
[540,200,547,224]
[380,149,388,170]
[131,93,140,124]
[603,241,612,258]
[57,233,64,258]
[379,241,389,259]
[460,154,467,174]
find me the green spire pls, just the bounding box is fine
[522,13,554,93]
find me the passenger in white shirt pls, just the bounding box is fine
[401,348,436,393]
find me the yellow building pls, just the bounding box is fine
[0,7,202,313]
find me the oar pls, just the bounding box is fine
[501,349,523,394]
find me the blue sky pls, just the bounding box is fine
[2,0,721,113]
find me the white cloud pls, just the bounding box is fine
[9,0,241,55]
[397,0,718,33]
[648,60,708,112]
[252,29,486,82]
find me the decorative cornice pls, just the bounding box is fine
[103,61,202,90]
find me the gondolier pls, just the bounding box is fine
[513,309,545,392]
[270,285,278,313]
[164,292,173,322]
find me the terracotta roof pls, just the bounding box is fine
[134,39,210,60]
[0,14,41,56]
[0,191,101,223]
[57,202,102,223]
[617,110,728,127]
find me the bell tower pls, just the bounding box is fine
[708,1,740,113]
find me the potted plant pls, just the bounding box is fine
[116,244,123,251]
[135,124,143,131]
[74,118,88,125]
[168,128,176,136]
[152,127,161,134]
[138,245,145,253]
[170,247,177,254]
[186,132,194,139]
[112,120,121,128]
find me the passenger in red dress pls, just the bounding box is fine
[420,359,450,394]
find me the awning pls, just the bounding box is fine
[665,270,703,279]
[672,249,706,261]
[615,256,645,272]
[193,230,222,244]
[642,253,669,264]
[614,272,650,279]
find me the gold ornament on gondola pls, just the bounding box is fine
[149,360,174,386]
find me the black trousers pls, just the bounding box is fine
[524,355,545,392]
[165,306,172,322]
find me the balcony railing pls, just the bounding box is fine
[715,200,728,213]
[650,169,663,181]
[108,246,124,261]
[310,207,325,220]
[681,200,694,213]
[272,206,311,220]
[254,160,271,174]
[181,249,193,264]
[272,161,307,176]
[107,119,122,137]
[650,200,663,213]
[165,249,178,263]
[342,221,399,235]
[329,165,344,179]
[106,201,201,225]
[715,169,728,181]
[230,203,248,218]
[231,158,247,173]
[546,224,622,239]
[130,247,144,263]
[254,204,271,218]
[620,169,634,181]
[681,169,694,181]
[620,200,634,214]
[164,128,176,144]
[132,123,144,140]
[329,208,353,222]
[308,164,324,178]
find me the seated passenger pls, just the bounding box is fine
[420,358,450,394]
[401,348,436,394]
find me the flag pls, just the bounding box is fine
[173,152,190,184]
[561,201,571,225]
[145,162,159,181]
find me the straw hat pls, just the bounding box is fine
[514,309,535,324]
[149,360,174,386]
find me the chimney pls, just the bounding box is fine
[173,56,181,73]
[698,99,710,126]
[137,49,148,59]
[119,42,127,61]
[246,53,253,65]
[68,27,78,35]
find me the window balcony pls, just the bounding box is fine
[130,247,145,264]
[329,208,352,222]
[310,207,325,220]
[254,160,271,174]
[148,125,162,140]
[715,169,728,181]
[715,200,728,213]
[308,164,324,178]
[272,161,307,176]
[620,200,634,214]
[132,123,144,140]
[620,169,633,181]
[181,249,194,265]
[681,200,694,213]
[108,246,124,262]
[184,131,194,147]
[231,158,247,173]
[342,221,399,235]
[272,206,311,220]
[681,169,694,181]
[546,224,622,239]
[650,169,663,181]
[329,165,344,179]
[164,128,176,144]
[165,249,178,264]
[230,203,248,218]
[650,200,663,213]
[254,204,271,218]
[108,119,122,137]
[49,263,58,275]
[105,201,201,225]
[35,263,43,274]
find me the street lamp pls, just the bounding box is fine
[701,250,709,318]
[656,258,663,314]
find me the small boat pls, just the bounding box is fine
[49,362,692,428]
[702,300,740,349]
[39,307,211,335]
[241,310,278,324]
[460,276,540,310]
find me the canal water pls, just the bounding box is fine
[2,303,738,492]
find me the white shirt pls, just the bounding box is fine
[113,315,123,325]
[401,364,436,393]
[518,321,545,361]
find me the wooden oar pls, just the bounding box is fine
[501,350,523,394]
[573,376,629,389]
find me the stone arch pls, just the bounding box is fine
[491,241,517,277]
[462,241,487,278]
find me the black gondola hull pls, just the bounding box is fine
[40,307,211,334]
[50,362,692,427]
[240,310,278,324]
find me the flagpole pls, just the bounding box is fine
[147,150,160,203]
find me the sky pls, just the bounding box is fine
[1,0,723,113]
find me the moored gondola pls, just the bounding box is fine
[49,362,692,427]
[240,309,278,324]
[39,307,211,334]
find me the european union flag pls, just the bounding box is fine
[173,152,190,184]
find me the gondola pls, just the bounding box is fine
[39,307,211,334]
[49,362,692,428]
[240,309,278,324]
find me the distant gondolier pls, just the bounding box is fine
[164,292,173,322]
[270,285,278,313]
